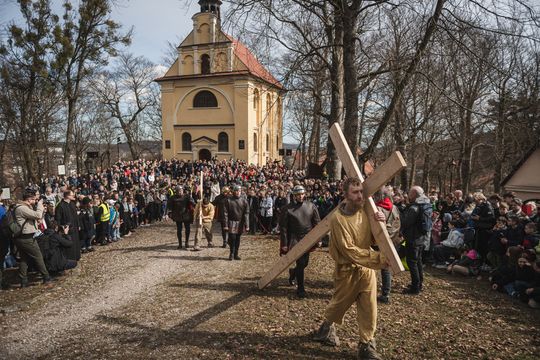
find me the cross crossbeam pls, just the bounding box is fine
[257,125,406,289]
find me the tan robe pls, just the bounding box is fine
[325,204,386,343]
[194,202,215,247]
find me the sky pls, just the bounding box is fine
[0,0,207,66]
[0,0,296,143]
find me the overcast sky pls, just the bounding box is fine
[0,0,208,66]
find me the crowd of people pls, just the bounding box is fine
[0,158,538,311]
[427,190,540,309]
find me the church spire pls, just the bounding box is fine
[198,0,222,19]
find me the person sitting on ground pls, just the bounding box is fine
[524,259,540,309]
[37,220,78,275]
[433,219,465,268]
[497,255,536,299]
[490,246,525,290]
[446,246,481,277]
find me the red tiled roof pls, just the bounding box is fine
[224,33,283,89]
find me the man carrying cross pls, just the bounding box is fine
[313,177,388,360]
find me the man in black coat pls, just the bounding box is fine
[471,192,496,268]
[213,186,230,248]
[400,186,432,295]
[54,190,81,261]
[247,188,259,235]
[223,185,249,260]
[167,186,194,249]
[279,185,320,298]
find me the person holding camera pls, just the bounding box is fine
[37,220,77,274]
[14,189,53,288]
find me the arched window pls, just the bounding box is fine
[253,133,258,152]
[218,132,229,152]
[193,90,218,108]
[266,134,269,152]
[266,94,272,113]
[253,88,259,110]
[201,54,210,74]
[182,132,192,151]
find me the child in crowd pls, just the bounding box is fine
[489,246,523,292]
[433,220,465,268]
[447,247,481,276]
[502,215,524,248]
[108,200,119,242]
[486,217,508,270]
[506,256,536,298]
[111,202,121,241]
[431,210,442,246]
[522,222,539,250]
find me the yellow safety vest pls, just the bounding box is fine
[99,203,110,222]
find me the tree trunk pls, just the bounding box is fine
[394,98,408,188]
[360,0,446,162]
[408,137,417,189]
[121,123,139,160]
[422,146,431,190]
[341,5,359,155]
[63,97,76,167]
[308,83,322,163]
[325,6,344,180]
[459,112,473,194]
[493,86,508,193]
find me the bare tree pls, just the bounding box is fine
[91,52,158,160]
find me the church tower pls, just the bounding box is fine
[156,1,283,164]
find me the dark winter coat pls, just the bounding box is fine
[54,200,80,261]
[279,200,320,253]
[212,194,229,223]
[401,194,431,247]
[473,201,496,230]
[168,194,193,223]
[222,196,250,234]
[37,230,73,273]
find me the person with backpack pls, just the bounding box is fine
[400,186,433,295]
[13,189,53,288]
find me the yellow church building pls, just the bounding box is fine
[156,0,284,165]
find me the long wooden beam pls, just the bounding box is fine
[328,123,405,274]
[257,145,406,289]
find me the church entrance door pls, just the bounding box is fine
[198,148,212,161]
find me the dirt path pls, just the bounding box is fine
[1,222,539,359]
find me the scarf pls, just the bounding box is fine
[375,197,393,211]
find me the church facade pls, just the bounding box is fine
[156,0,284,165]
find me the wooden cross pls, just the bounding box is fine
[257,123,406,289]
[197,172,204,240]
